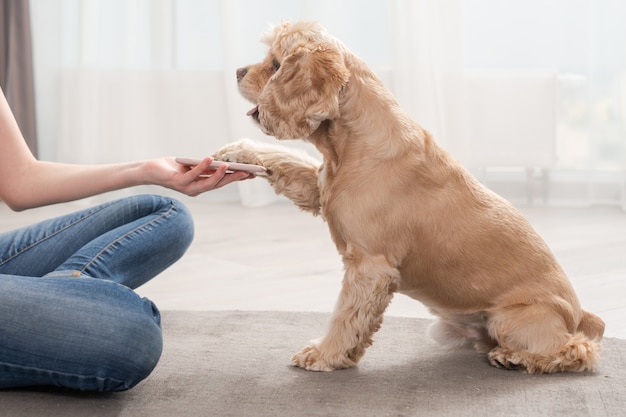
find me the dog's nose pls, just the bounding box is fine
[236,67,248,82]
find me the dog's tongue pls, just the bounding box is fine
[246,105,259,116]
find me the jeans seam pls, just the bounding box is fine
[0,203,116,268]
[0,360,127,390]
[79,200,176,275]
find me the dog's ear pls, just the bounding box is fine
[258,43,350,139]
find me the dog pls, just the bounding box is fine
[214,20,605,373]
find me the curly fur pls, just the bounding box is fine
[215,20,605,374]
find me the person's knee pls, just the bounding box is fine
[171,197,195,249]
[0,277,164,392]
[99,301,163,391]
[86,285,164,392]
[161,196,195,259]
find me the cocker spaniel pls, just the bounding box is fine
[214,20,605,373]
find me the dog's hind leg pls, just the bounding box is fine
[486,303,602,373]
[291,252,400,371]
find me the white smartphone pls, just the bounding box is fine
[175,157,267,175]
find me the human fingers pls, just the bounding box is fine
[194,169,251,192]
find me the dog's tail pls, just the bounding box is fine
[577,309,605,340]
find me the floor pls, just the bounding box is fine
[2,196,625,339]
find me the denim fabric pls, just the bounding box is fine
[0,195,194,391]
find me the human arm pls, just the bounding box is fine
[0,87,250,211]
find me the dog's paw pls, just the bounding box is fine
[291,344,356,372]
[291,345,336,372]
[213,138,263,166]
[488,347,523,371]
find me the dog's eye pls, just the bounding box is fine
[272,59,281,72]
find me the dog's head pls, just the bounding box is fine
[237,21,350,139]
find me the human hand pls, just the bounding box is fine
[144,157,253,197]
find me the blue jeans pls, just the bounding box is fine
[0,195,194,392]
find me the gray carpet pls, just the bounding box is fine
[1,311,624,417]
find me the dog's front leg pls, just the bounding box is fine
[292,253,400,371]
[214,139,322,215]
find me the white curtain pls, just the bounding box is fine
[29,0,626,207]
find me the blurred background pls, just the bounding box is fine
[2,0,625,336]
[4,0,626,207]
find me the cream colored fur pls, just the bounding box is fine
[215,21,605,373]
